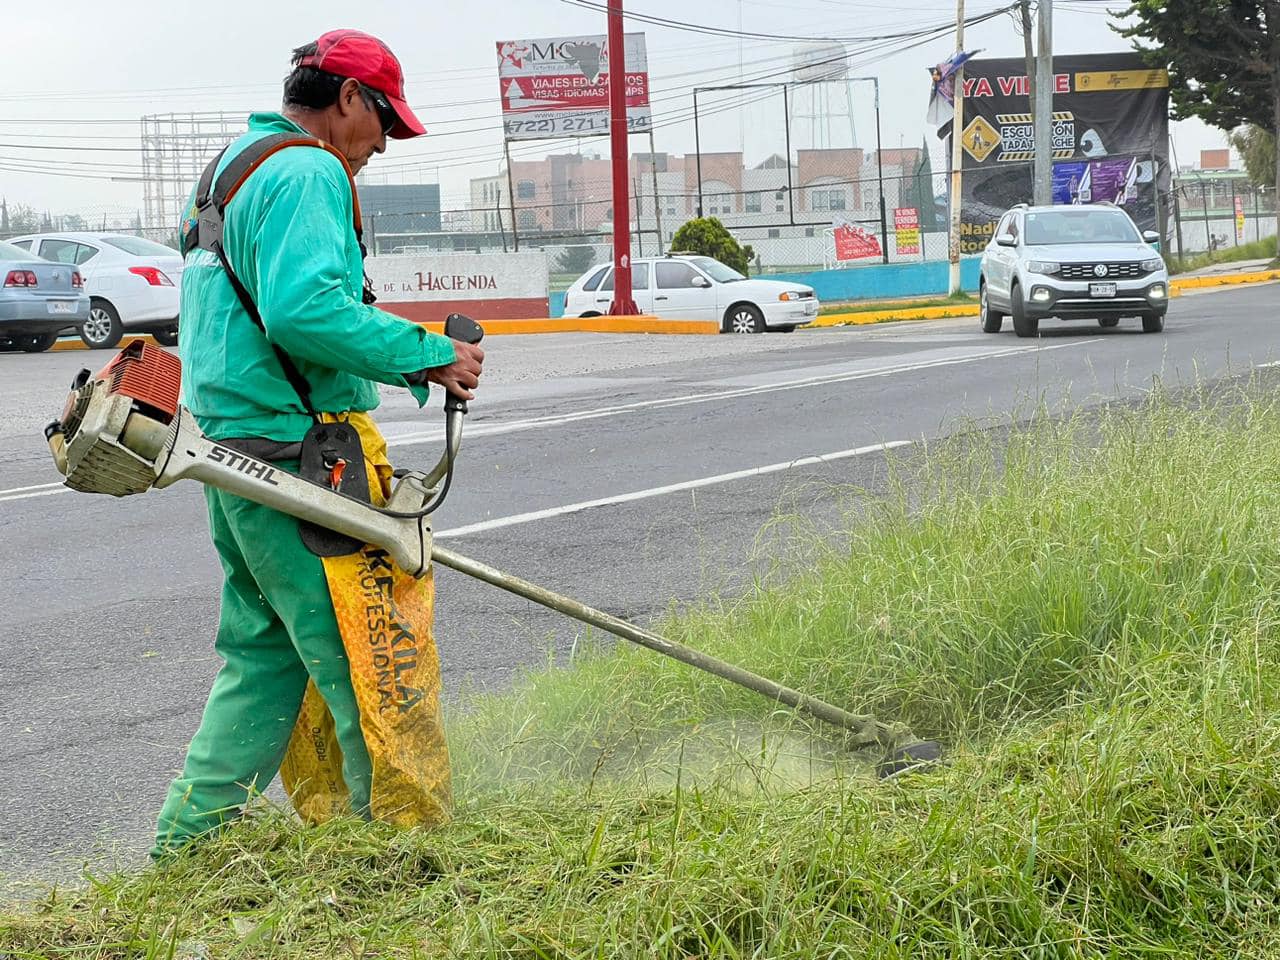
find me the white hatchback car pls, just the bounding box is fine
[7,232,182,349]
[562,254,819,333]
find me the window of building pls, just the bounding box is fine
[655,260,700,289]
[745,193,762,213]
[517,179,536,200]
[518,210,536,230]
[811,188,846,212]
[767,228,780,238]
[804,227,815,238]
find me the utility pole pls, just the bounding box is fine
[1033,0,1054,206]
[948,0,966,296]
[606,0,638,314]
[1020,0,1036,133]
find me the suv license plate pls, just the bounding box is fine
[47,300,76,314]
[1089,282,1117,298]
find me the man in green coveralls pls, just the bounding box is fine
[152,30,484,858]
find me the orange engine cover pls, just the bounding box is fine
[97,341,182,422]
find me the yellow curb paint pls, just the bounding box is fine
[50,334,158,353]
[812,305,977,327]
[1170,270,1280,292]
[417,316,720,336]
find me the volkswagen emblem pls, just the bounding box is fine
[1093,264,1109,278]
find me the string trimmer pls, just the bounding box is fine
[44,317,941,776]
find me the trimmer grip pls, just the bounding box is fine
[444,313,484,345]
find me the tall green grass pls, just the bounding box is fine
[7,381,1280,957]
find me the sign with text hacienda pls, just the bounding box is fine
[952,52,1171,255]
[496,33,651,140]
[366,251,549,324]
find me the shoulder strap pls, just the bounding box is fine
[183,133,367,423]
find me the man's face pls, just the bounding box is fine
[331,78,389,175]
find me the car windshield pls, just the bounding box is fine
[692,257,745,282]
[102,236,180,257]
[1023,209,1142,245]
[0,241,33,260]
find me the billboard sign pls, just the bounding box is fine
[367,251,549,324]
[954,53,1170,254]
[894,207,921,255]
[497,33,651,141]
[833,215,883,261]
[1235,196,1246,243]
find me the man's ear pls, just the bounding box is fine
[335,77,363,119]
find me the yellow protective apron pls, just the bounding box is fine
[280,412,452,828]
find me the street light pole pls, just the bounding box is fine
[948,0,966,296]
[606,0,638,315]
[1033,0,1054,205]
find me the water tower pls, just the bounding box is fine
[790,43,857,151]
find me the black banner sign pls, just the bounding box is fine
[955,52,1170,255]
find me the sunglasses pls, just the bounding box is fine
[359,84,397,136]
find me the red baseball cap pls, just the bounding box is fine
[296,29,426,139]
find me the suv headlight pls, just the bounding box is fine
[1141,257,1165,272]
[1026,260,1060,275]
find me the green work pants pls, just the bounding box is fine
[152,475,373,859]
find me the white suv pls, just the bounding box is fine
[562,254,819,333]
[978,204,1169,337]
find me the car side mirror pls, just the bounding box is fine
[995,234,1017,248]
[692,275,711,288]
[1142,230,1160,246]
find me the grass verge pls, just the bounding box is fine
[1169,235,1277,274]
[8,380,1280,957]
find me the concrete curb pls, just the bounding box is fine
[47,316,722,351]
[1170,269,1280,292]
[813,304,977,327]
[42,270,1274,352]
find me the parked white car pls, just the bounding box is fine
[562,254,819,333]
[6,232,182,348]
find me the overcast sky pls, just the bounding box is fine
[1,0,1224,219]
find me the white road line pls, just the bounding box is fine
[0,337,1095,503]
[0,481,64,495]
[434,441,912,539]
[386,337,1101,449]
[0,486,68,504]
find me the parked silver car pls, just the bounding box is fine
[978,203,1169,337]
[0,240,89,353]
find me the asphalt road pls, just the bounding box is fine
[2,283,1277,888]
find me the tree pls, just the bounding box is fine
[6,202,39,234]
[1232,125,1277,187]
[1119,0,1279,202]
[60,213,88,232]
[555,244,598,276]
[669,217,753,274]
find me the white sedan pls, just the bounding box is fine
[6,232,182,348]
[562,254,819,333]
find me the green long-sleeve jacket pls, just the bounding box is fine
[177,112,456,442]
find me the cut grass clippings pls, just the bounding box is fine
[8,379,1280,956]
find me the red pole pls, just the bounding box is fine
[606,0,638,315]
